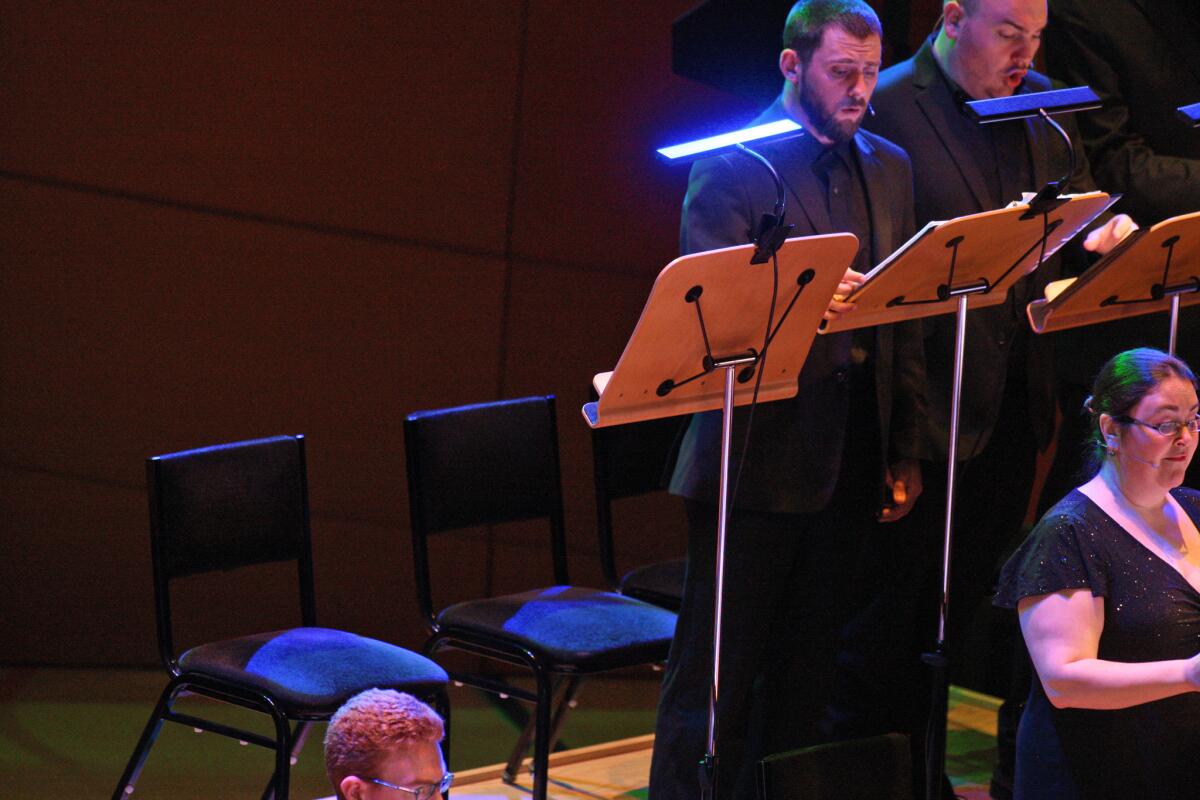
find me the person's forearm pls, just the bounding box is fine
[1039,657,1196,710]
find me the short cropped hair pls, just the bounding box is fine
[324,689,445,794]
[782,0,883,67]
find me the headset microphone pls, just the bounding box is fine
[1109,434,1162,469]
[1125,452,1162,470]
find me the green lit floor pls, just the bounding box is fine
[0,667,998,799]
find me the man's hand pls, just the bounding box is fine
[1082,214,1138,255]
[824,268,866,321]
[879,458,922,522]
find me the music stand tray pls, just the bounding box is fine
[583,233,857,429]
[822,191,1118,333]
[1027,210,1200,350]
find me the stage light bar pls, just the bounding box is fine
[656,118,804,163]
[1178,101,1200,128]
[965,85,1101,124]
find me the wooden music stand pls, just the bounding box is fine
[582,232,858,800]
[822,192,1119,332]
[821,191,1114,799]
[583,234,857,428]
[1027,210,1200,354]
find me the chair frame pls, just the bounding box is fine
[113,435,317,800]
[114,435,447,800]
[404,396,665,800]
[590,416,686,610]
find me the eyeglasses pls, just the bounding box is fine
[1116,414,1200,437]
[363,772,454,799]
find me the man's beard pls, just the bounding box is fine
[799,74,865,143]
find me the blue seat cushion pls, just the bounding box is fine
[178,627,448,715]
[436,586,676,670]
[620,558,685,611]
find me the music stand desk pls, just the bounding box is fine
[1027,210,1200,352]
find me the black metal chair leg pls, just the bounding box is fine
[502,700,542,784]
[432,688,452,795]
[531,669,553,800]
[265,707,292,800]
[111,682,177,799]
[289,720,312,763]
[545,676,582,755]
[263,720,309,800]
[502,675,583,785]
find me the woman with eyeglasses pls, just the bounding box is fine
[993,347,1200,799]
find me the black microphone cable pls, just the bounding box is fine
[729,234,781,510]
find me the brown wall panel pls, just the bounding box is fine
[0,459,442,664]
[500,259,689,588]
[0,2,523,253]
[309,515,451,652]
[0,467,155,664]
[1,5,706,666]
[512,2,759,273]
[0,179,514,665]
[0,180,508,522]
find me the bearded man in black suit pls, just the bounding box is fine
[649,2,930,799]
[835,1,1137,797]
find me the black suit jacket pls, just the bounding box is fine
[866,39,1100,458]
[1041,0,1200,386]
[1047,0,1200,227]
[668,98,926,515]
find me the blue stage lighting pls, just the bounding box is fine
[965,86,1101,123]
[656,118,804,163]
[1178,101,1200,128]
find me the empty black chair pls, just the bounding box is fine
[113,435,448,800]
[404,396,677,800]
[591,414,686,610]
[757,733,913,800]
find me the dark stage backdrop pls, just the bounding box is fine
[0,1,937,666]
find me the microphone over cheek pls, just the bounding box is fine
[1125,452,1161,470]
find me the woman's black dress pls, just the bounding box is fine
[994,487,1200,799]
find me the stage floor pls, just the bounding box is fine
[3,667,999,798]
[449,686,998,799]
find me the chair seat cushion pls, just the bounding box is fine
[436,586,676,670]
[620,558,685,611]
[178,627,448,715]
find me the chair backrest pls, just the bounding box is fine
[756,733,912,800]
[590,414,684,587]
[404,395,567,628]
[146,434,314,671]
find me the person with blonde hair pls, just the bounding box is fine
[323,688,451,800]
